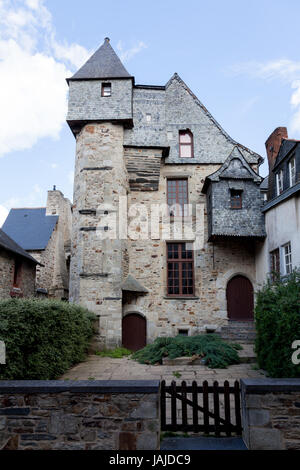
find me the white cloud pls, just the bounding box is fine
[116,40,147,63]
[230,59,300,135]
[0,205,8,227]
[0,1,147,160]
[51,39,91,69]
[0,0,89,157]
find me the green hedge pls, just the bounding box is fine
[255,270,300,378]
[0,299,96,380]
[132,334,242,368]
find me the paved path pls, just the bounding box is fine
[62,355,265,383]
[161,436,247,450]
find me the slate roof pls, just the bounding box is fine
[165,74,264,165]
[68,38,133,81]
[260,175,269,190]
[121,274,148,293]
[2,208,58,251]
[274,139,300,170]
[202,146,262,193]
[0,228,38,264]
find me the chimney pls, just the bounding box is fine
[265,127,288,172]
[265,127,288,200]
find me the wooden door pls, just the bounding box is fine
[226,275,254,321]
[122,314,146,351]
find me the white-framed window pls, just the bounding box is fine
[276,170,283,196]
[289,156,296,187]
[282,242,292,275]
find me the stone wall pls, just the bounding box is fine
[69,123,129,347]
[241,378,300,450]
[29,190,72,299]
[124,162,257,341]
[0,249,36,299]
[0,381,160,450]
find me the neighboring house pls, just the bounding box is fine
[2,188,72,299]
[66,38,265,349]
[0,228,38,299]
[256,127,300,284]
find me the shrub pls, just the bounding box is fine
[0,298,96,380]
[255,270,300,378]
[132,334,241,368]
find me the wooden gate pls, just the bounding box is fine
[226,275,254,321]
[122,313,146,352]
[161,380,242,436]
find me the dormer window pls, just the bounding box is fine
[230,189,242,209]
[179,130,193,158]
[289,156,296,187]
[101,83,111,97]
[276,170,283,196]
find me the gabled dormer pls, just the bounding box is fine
[67,37,134,135]
[202,147,265,240]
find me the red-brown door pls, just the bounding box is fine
[226,275,254,321]
[122,314,147,351]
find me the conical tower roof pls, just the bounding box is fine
[69,37,133,81]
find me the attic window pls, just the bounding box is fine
[179,130,193,158]
[230,189,242,209]
[101,83,111,97]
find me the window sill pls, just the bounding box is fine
[163,296,199,300]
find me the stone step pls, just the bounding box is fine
[219,321,256,344]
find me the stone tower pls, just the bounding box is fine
[67,38,133,347]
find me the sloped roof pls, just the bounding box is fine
[165,73,263,165]
[274,139,300,170]
[260,175,269,190]
[0,228,38,264]
[202,146,262,193]
[121,275,148,293]
[2,208,58,251]
[68,38,133,81]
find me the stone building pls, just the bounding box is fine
[0,228,38,299]
[67,38,265,349]
[256,127,300,284]
[2,188,72,299]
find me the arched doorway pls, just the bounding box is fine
[226,275,254,321]
[122,313,146,351]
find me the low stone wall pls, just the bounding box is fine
[0,380,160,450]
[241,378,300,450]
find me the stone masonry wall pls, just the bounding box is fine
[125,162,257,341]
[0,381,160,451]
[241,379,300,450]
[28,191,72,299]
[70,123,129,347]
[0,249,36,299]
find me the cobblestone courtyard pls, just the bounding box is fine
[62,354,265,384]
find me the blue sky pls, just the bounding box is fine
[1,0,300,225]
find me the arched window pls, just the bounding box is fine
[179,130,193,158]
